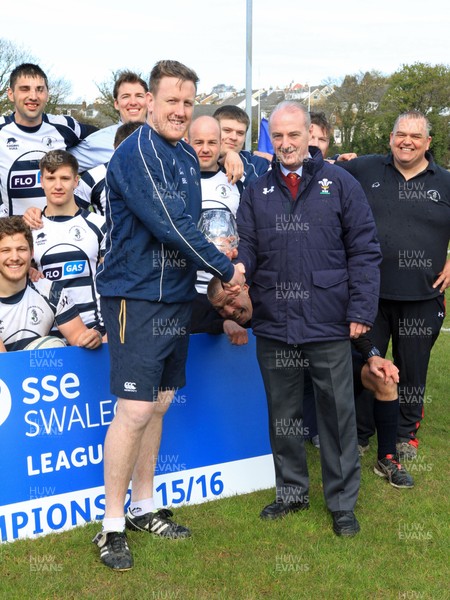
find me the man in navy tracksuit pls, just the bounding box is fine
[94,60,245,571]
[236,101,381,536]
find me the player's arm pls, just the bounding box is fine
[0,338,6,353]
[111,150,238,284]
[220,150,244,184]
[433,257,450,293]
[223,320,248,345]
[366,355,399,385]
[58,316,102,349]
[51,282,101,349]
[23,207,43,230]
[68,127,113,172]
[253,150,273,161]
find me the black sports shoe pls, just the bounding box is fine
[125,508,191,538]
[332,511,360,537]
[260,499,309,520]
[374,454,414,488]
[92,531,133,571]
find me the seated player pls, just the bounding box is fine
[0,216,102,351]
[23,150,106,336]
[207,276,414,489]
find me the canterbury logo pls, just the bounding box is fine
[124,381,137,391]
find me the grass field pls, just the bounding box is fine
[1,308,449,600]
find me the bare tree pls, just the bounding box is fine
[0,37,73,115]
[0,38,33,113]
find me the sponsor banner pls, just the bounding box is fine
[0,456,274,542]
[0,334,272,542]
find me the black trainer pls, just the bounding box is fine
[374,454,414,488]
[125,508,191,538]
[332,511,360,537]
[92,531,133,571]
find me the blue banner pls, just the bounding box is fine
[0,333,272,541]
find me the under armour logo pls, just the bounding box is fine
[438,312,444,318]
[262,186,274,195]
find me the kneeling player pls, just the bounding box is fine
[22,150,106,337]
[0,217,102,351]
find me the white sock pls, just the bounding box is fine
[129,498,155,516]
[102,517,125,533]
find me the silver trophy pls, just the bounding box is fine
[198,209,239,254]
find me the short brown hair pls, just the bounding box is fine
[114,121,145,148]
[39,150,79,176]
[310,111,331,138]
[213,105,250,131]
[0,216,33,251]
[113,71,148,100]
[149,60,199,95]
[10,63,48,90]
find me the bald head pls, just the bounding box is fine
[189,116,221,172]
[207,277,253,325]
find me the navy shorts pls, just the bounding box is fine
[101,297,192,401]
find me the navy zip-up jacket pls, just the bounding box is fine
[236,146,382,344]
[96,124,234,302]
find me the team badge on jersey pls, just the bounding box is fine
[70,226,86,241]
[42,136,57,149]
[216,184,231,199]
[27,305,44,325]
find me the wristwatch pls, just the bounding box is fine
[367,347,381,360]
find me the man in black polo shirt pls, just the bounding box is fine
[339,110,450,460]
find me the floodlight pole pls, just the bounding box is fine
[245,0,253,151]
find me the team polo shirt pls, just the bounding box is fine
[0,278,78,351]
[339,153,450,300]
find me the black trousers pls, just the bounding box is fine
[256,336,360,512]
[356,296,445,445]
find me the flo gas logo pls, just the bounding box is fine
[0,379,12,426]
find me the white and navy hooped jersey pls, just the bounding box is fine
[32,210,106,331]
[75,162,108,215]
[0,113,92,216]
[0,278,78,351]
[196,169,242,295]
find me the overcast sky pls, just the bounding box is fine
[3,0,449,101]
